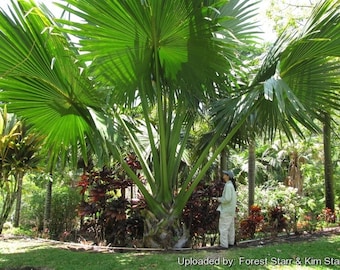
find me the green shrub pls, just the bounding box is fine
[21,184,80,239]
[49,186,81,239]
[236,178,338,238]
[20,184,45,230]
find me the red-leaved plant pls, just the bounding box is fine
[239,205,264,239]
[76,154,144,246]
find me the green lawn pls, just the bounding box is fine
[0,235,339,270]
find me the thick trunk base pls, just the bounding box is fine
[142,210,190,249]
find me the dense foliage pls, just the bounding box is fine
[76,164,144,247]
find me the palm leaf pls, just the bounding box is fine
[0,0,102,168]
[58,0,189,105]
[218,0,340,141]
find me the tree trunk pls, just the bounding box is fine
[323,112,335,212]
[288,151,303,195]
[13,171,24,227]
[248,139,256,213]
[0,174,18,234]
[0,192,17,234]
[43,175,53,232]
[219,148,229,180]
[142,210,189,249]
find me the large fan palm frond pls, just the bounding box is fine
[257,0,340,138]
[213,0,340,141]
[58,0,259,107]
[58,0,191,106]
[0,0,102,168]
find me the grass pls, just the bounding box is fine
[0,234,339,270]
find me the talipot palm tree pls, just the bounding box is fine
[0,0,259,247]
[56,0,261,248]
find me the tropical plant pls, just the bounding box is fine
[11,125,43,227]
[266,0,338,214]
[22,180,80,239]
[76,164,145,246]
[0,108,20,233]
[53,0,260,248]
[0,107,42,233]
[212,0,340,212]
[182,180,223,247]
[239,205,264,239]
[0,0,103,170]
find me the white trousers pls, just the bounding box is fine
[219,214,235,248]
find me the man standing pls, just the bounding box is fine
[213,170,237,249]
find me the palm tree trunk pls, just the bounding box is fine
[43,174,53,232]
[142,209,188,248]
[219,148,229,180]
[0,174,18,234]
[248,139,256,213]
[13,171,24,227]
[0,194,16,234]
[288,151,303,195]
[323,112,335,211]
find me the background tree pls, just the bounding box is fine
[265,0,339,211]
[43,173,53,232]
[266,0,320,36]
[0,108,21,233]
[0,107,42,232]
[323,112,335,211]
[12,125,42,227]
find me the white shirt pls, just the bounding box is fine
[217,181,237,216]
